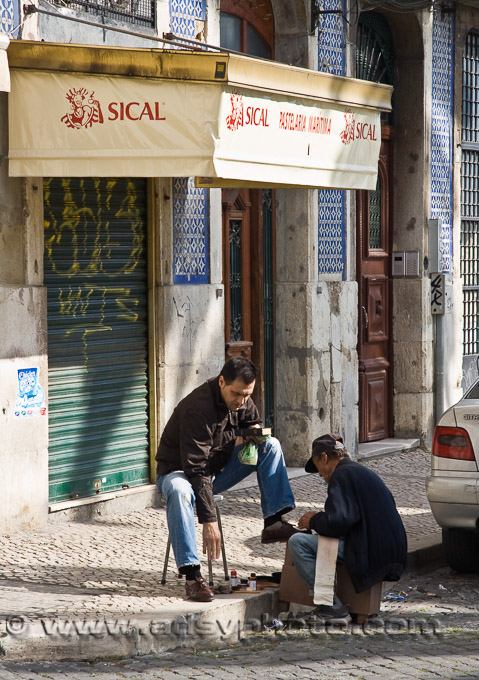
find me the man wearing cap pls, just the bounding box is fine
[288,433,407,620]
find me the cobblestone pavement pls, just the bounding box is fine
[1,564,479,679]
[0,448,476,677]
[0,449,438,622]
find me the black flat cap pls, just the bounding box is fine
[305,433,344,473]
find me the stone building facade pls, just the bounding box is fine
[0,0,475,532]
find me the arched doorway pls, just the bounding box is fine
[220,0,275,426]
[356,12,395,442]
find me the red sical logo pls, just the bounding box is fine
[340,109,355,145]
[226,93,244,131]
[61,88,104,129]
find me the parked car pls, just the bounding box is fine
[426,379,479,572]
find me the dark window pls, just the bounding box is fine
[356,12,394,123]
[220,11,271,58]
[220,13,242,52]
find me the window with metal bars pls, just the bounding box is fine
[461,32,479,356]
[50,0,155,27]
[356,12,394,122]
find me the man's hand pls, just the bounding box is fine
[246,423,262,445]
[236,424,262,447]
[202,521,222,561]
[298,511,316,531]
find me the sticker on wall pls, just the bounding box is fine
[14,367,47,418]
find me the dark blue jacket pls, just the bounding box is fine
[309,458,407,593]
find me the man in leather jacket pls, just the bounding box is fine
[156,357,297,602]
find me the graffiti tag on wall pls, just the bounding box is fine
[43,178,145,371]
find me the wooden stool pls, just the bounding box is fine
[278,543,382,622]
[336,564,382,624]
[161,494,229,587]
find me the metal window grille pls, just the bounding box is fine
[461,32,479,356]
[229,219,242,342]
[356,13,394,86]
[50,0,155,27]
[368,175,382,250]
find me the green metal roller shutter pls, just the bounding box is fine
[44,177,150,503]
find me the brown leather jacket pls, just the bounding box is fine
[155,377,261,522]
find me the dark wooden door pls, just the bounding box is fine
[222,188,275,426]
[223,188,253,362]
[357,131,393,442]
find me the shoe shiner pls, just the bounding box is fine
[156,358,299,602]
[287,434,407,623]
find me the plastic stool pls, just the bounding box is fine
[161,494,229,587]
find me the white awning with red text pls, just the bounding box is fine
[7,41,392,190]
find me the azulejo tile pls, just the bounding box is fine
[317,1,345,277]
[430,11,454,274]
[0,0,14,34]
[172,178,209,284]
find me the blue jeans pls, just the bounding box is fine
[156,437,295,568]
[288,533,345,594]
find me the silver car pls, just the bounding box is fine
[426,380,479,572]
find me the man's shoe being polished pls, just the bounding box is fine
[261,519,301,544]
[185,576,215,602]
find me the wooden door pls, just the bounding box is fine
[357,131,393,442]
[223,188,253,362]
[222,188,275,425]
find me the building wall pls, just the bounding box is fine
[274,0,359,463]
[384,10,434,443]
[156,0,225,437]
[2,0,465,531]
[0,85,48,531]
[351,5,460,446]
[317,2,358,457]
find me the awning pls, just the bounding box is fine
[7,41,392,190]
[0,35,10,92]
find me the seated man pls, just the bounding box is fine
[289,433,407,620]
[156,357,297,602]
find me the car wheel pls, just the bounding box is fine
[442,528,479,573]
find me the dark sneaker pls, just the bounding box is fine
[185,576,215,602]
[261,520,301,544]
[299,603,351,623]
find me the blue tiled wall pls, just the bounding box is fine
[172,178,209,284]
[170,0,205,38]
[430,10,454,274]
[1,0,19,37]
[170,0,209,284]
[317,0,346,278]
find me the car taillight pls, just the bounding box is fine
[432,426,475,461]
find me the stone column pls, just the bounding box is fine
[0,93,49,532]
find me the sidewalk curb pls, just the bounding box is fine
[0,539,445,662]
[406,534,445,572]
[0,589,280,662]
